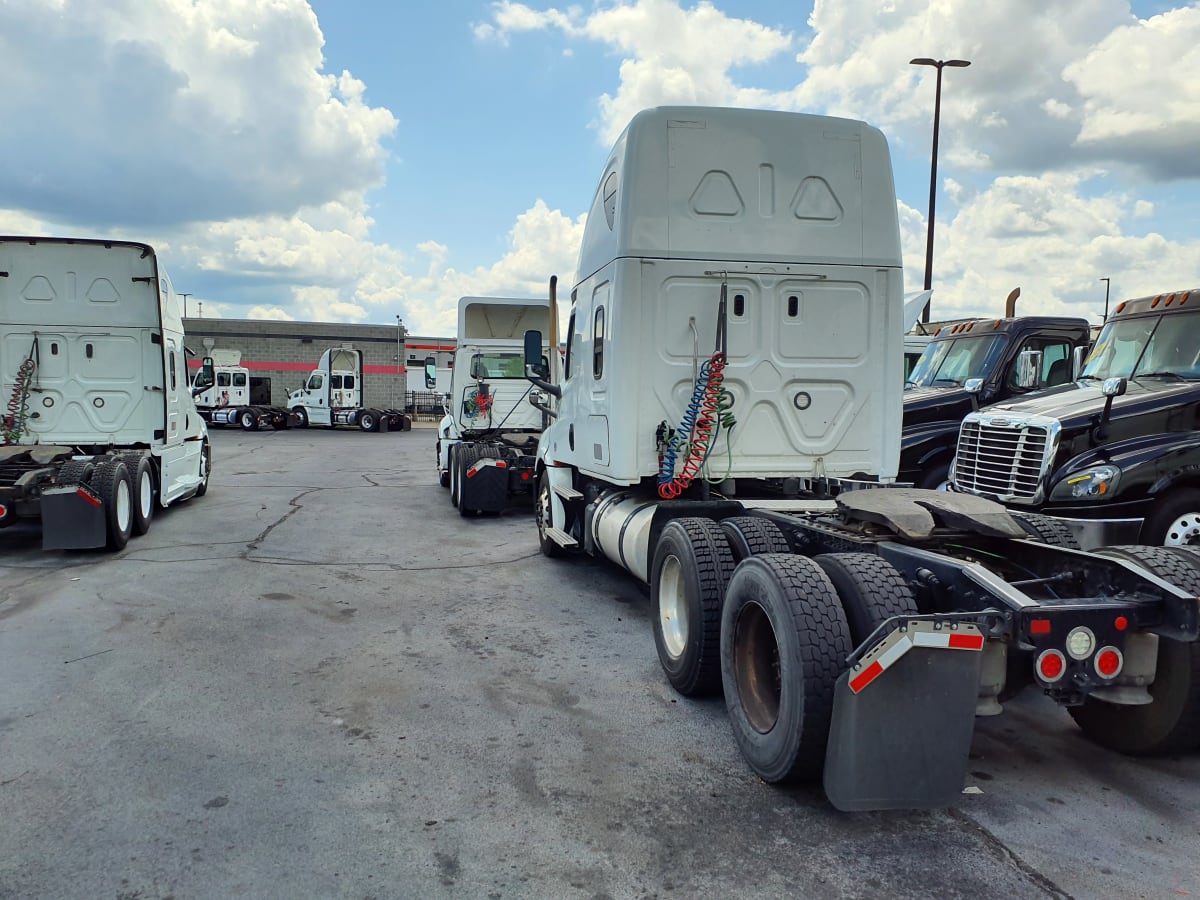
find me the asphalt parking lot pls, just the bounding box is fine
[2,426,1199,899]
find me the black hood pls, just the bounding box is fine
[902,385,973,427]
[978,378,1200,432]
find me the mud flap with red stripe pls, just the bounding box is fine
[40,483,107,550]
[823,621,985,812]
[459,458,511,513]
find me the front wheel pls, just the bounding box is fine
[1142,488,1200,547]
[535,469,566,558]
[1069,545,1200,754]
[917,461,951,491]
[291,407,308,429]
[650,518,734,696]
[721,554,851,783]
[195,440,211,497]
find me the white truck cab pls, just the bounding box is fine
[535,106,904,497]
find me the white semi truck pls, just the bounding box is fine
[520,107,1200,810]
[432,296,550,515]
[0,236,211,550]
[191,351,293,431]
[287,347,411,432]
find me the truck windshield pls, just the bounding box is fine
[906,334,1007,387]
[1082,310,1200,381]
[471,352,527,379]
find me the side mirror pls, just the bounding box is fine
[963,377,984,395]
[423,356,437,390]
[192,357,215,393]
[470,354,486,380]
[1071,345,1087,380]
[1101,376,1127,398]
[523,328,560,398]
[524,330,546,376]
[1014,349,1043,390]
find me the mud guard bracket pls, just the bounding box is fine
[824,621,985,811]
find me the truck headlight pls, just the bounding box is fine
[1050,465,1120,501]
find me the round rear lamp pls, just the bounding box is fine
[1095,647,1124,679]
[1066,627,1096,660]
[1036,649,1067,683]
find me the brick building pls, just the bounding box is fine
[181,317,455,411]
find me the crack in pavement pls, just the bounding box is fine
[242,489,319,555]
[946,808,1073,899]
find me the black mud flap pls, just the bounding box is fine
[459,459,510,513]
[40,484,107,550]
[823,622,984,811]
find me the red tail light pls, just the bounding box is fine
[1036,649,1067,683]
[1095,647,1123,679]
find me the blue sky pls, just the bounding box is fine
[0,1,1197,335]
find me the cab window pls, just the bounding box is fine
[593,306,605,379]
[564,310,577,380]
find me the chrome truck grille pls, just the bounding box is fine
[953,413,1059,503]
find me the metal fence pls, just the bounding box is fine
[405,391,448,421]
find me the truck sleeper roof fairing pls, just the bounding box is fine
[0,236,180,446]
[557,106,905,484]
[457,296,551,346]
[575,106,903,284]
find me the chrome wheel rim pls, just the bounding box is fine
[658,555,687,660]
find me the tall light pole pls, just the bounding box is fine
[910,57,971,323]
[396,315,403,409]
[1100,277,1111,322]
[179,292,192,318]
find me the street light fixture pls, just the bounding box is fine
[1100,277,1111,322]
[179,292,192,318]
[910,56,971,323]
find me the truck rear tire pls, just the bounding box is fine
[1069,545,1200,754]
[121,452,155,535]
[57,459,95,486]
[651,517,734,696]
[1010,512,1081,549]
[239,408,259,431]
[812,553,918,645]
[719,516,789,563]
[1142,488,1200,547]
[359,410,377,432]
[721,554,851,783]
[448,444,462,506]
[451,445,474,509]
[92,459,134,550]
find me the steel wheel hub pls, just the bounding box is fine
[1163,512,1200,546]
[658,555,688,660]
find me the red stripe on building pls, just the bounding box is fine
[187,359,408,375]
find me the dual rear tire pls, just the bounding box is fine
[649,515,918,784]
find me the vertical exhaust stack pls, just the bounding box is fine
[1004,287,1020,318]
[548,276,560,384]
